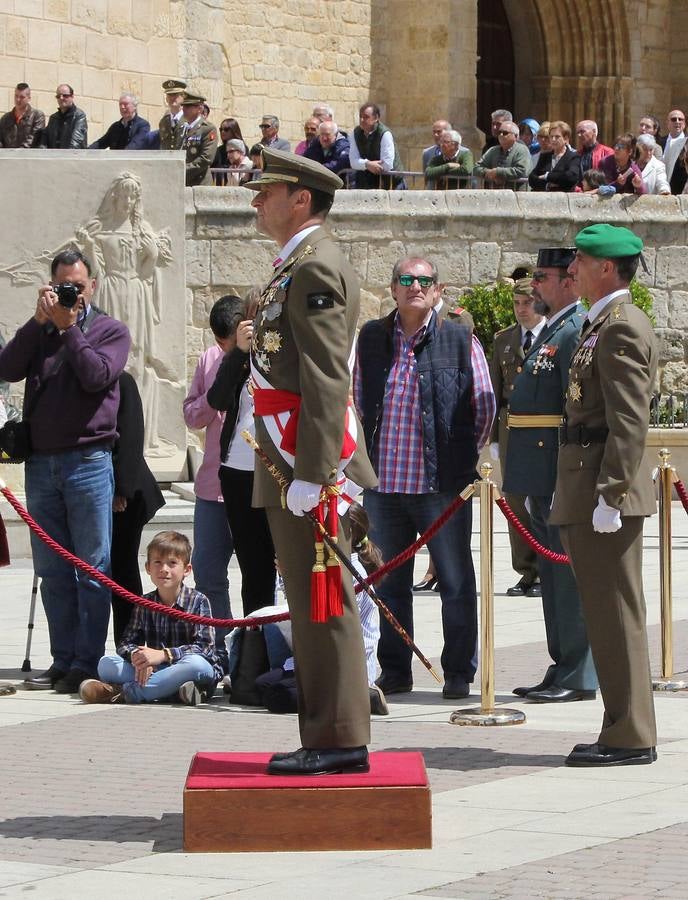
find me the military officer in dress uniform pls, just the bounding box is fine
[551,224,658,767]
[503,248,597,703]
[489,272,543,596]
[181,94,218,186]
[243,149,377,776]
[158,78,186,150]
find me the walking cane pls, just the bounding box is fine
[21,573,39,672]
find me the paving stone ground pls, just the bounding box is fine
[0,496,687,898]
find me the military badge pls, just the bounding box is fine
[263,301,282,322]
[262,330,282,353]
[568,381,582,402]
[253,350,271,373]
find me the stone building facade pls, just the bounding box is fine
[0,1,686,167]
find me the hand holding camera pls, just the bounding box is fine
[36,281,81,332]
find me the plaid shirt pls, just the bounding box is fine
[354,316,495,494]
[117,585,223,679]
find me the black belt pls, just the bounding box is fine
[559,424,609,446]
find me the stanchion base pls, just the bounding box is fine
[21,660,31,673]
[449,706,526,726]
[653,677,688,692]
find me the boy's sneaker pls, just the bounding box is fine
[79,679,122,704]
[369,684,389,716]
[178,681,202,706]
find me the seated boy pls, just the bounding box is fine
[80,531,223,705]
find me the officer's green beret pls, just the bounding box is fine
[244,147,343,196]
[574,224,643,258]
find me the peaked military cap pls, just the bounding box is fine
[162,78,186,93]
[575,224,643,258]
[182,92,205,105]
[244,147,343,195]
[537,247,576,268]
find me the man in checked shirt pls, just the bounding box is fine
[354,257,495,700]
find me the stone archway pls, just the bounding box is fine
[503,0,632,144]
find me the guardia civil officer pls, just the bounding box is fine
[550,224,657,767]
[503,248,597,703]
[244,149,377,776]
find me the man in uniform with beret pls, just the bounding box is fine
[551,224,658,766]
[182,94,218,186]
[244,148,377,775]
[503,248,597,703]
[489,270,543,597]
[159,79,186,151]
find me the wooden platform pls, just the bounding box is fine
[183,751,432,852]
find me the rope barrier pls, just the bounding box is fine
[495,495,570,564]
[674,479,688,517]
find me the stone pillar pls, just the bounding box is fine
[532,75,633,146]
[370,0,480,171]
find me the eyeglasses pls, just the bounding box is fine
[259,123,272,129]
[55,93,72,98]
[613,143,630,150]
[497,130,514,136]
[532,272,566,283]
[397,274,436,288]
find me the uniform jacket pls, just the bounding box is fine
[184,119,219,186]
[0,106,45,148]
[251,226,377,507]
[89,114,151,150]
[550,294,657,525]
[356,309,478,494]
[158,111,185,150]
[489,323,524,446]
[528,148,581,192]
[43,106,88,148]
[502,304,584,497]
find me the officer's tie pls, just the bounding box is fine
[522,329,533,353]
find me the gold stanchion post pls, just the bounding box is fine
[653,448,687,691]
[449,462,526,726]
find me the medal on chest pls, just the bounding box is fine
[568,379,583,403]
[532,343,557,374]
[572,332,598,370]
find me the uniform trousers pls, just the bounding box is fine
[265,506,370,749]
[560,517,657,748]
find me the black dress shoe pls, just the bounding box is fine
[525,581,542,597]
[54,668,92,695]
[412,576,437,592]
[527,686,597,703]
[512,679,551,698]
[375,674,413,695]
[442,675,470,699]
[566,743,656,767]
[23,665,66,691]
[506,578,534,596]
[267,746,369,776]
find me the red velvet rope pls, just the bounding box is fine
[675,479,688,516]
[355,490,470,592]
[0,485,289,628]
[495,495,570,564]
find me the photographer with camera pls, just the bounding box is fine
[0,249,130,694]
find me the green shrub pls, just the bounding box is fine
[457,277,655,359]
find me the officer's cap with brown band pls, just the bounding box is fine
[182,92,205,106]
[537,247,576,269]
[162,78,186,94]
[244,147,343,196]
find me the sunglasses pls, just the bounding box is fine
[220,126,233,131]
[670,116,685,122]
[55,93,72,98]
[397,274,435,288]
[259,123,272,129]
[532,272,566,283]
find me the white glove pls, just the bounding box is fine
[489,442,500,462]
[592,495,622,533]
[286,479,322,517]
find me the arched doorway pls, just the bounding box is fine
[477,0,514,140]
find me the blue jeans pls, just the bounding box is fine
[364,489,477,683]
[192,497,233,650]
[26,446,114,676]
[98,653,216,703]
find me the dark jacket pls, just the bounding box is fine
[43,105,88,148]
[352,122,404,189]
[670,146,688,194]
[206,346,250,462]
[89,114,151,150]
[528,148,581,191]
[356,309,477,493]
[303,134,351,174]
[0,106,45,148]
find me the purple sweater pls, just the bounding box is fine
[0,314,131,453]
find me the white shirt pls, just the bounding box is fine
[349,129,395,172]
[587,288,629,325]
[546,300,581,329]
[275,224,321,266]
[520,319,546,347]
[223,381,255,471]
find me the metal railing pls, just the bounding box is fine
[650,393,688,428]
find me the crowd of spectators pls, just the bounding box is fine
[2,79,686,196]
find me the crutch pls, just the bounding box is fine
[21,573,39,672]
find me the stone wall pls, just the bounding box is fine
[185,187,688,393]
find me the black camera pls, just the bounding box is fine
[55,282,80,308]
